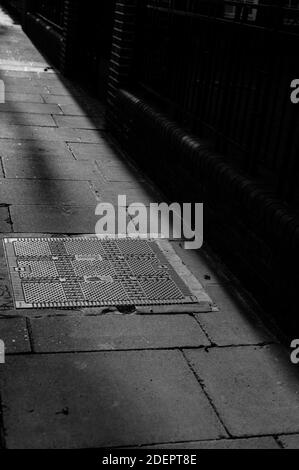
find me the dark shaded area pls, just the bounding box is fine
[133,0,299,206]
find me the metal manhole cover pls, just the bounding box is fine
[3,237,212,311]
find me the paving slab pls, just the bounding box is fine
[195,285,273,346]
[96,161,145,182]
[172,242,231,286]
[34,76,74,85]
[4,93,44,103]
[0,26,45,64]
[42,94,98,106]
[0,113,56,127]
[59,104,104,116]
[0,317,30,353]
[0,206,12,231]
[10,205,98,233]
[0,62,52,72]
[0,278,13,310]
[45,85,86,96]
[3,157,101,180]
[1,76,45,87]
[69,142,120,162]
[2,76,72,88]
[0,102,62,114]
[0,139,72,158]
[53,115,104,130]
[0,71,49,78]
[279,434,299,449]
[4,85,49,94]
[0,179,96,205]
[92,181,161,206]
[0,125,104,143]
[10,206,130,234]
[140,436,280,449]
[0,250,14,310]
[53,116,105,129]
[29,314,210,352]
[0,351,225,448]
[184,345,299,437]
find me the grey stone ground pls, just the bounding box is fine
[0,6,298,449]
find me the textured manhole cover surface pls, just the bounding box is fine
[3,237,210,310]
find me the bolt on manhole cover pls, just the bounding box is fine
[3,237,212,312]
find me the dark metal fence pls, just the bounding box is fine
[34,0,64,29]
[75,0,115,96]
[133,0,299,206]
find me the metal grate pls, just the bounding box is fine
[3,236,211,311]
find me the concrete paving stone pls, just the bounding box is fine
[4,84,49,94]
[29,314,210,352]
[0,206,12,231]
[0,179,96,205]
[53,115,105,130]
[0,350,226,448]
[42,94,95,105]
[52,128,105,143]
[0,71,59,79]
[0,70,46,78]
[0,28,45,63]
[69,142,119,162]
[35,73,64,79]
[36,78,75,87]
[45,85,86,96]
[1,76,43,87]
[2,76,73,88]
[195,285,273,346]
[172,242,231,286]
[0,308,83,319]
[0,278,8,309]
[96,161,146,182]
[0,139,73,158]
[0,102,62,114]
[0,61,48,71]
[0,278,14,310]
[140,436,280,449]
[0,125,104,143]
[3,157,101,180]
[59,104,105,116]
[4,93,44,103]
[10,205,98,233]
[0,113,56,127]
[279,434,299,449]
[184,345,299,437]
[93,181,160,206]
[0,317,30,353]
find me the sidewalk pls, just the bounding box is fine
[0,6,298,449]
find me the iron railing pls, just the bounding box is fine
[133,0,299,206]
[34,0,64,30]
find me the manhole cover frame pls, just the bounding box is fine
[3,236,212,313]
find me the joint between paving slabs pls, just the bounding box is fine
[180,349,231,438]
[25,316,36,353]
